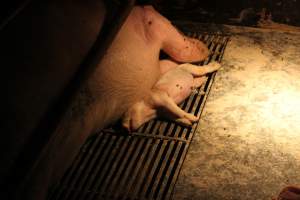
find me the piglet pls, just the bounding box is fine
[122,61,220,131]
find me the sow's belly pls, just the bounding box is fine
[92,6,162,104]
[87,5,185,123]
[95,48,161,103]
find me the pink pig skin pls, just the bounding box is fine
[89,5,210,131]
[24,6,211,200]
[122,61,220,131]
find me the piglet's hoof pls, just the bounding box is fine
[175,114,199,127]
[175,118,192,126]
[207,61,221,70]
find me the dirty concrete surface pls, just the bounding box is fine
[173,25,300,200]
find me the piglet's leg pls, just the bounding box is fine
[144,6,208,62]
[193,76,208,88]
[122,102,157,132]
[150,89,199,124]
[175,118,193,126]
[179,62,221,76]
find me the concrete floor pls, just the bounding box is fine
[173,25,300,200]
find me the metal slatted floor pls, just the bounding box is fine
[48,32,229,200]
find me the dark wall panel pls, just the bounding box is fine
[156,0,300,27]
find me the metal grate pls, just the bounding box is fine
[48,32,229,200]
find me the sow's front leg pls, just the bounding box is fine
[143,6,209,63]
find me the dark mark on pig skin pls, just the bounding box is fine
[176,84,179,87]
[70,85,95,124]
[148,21,152,25]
